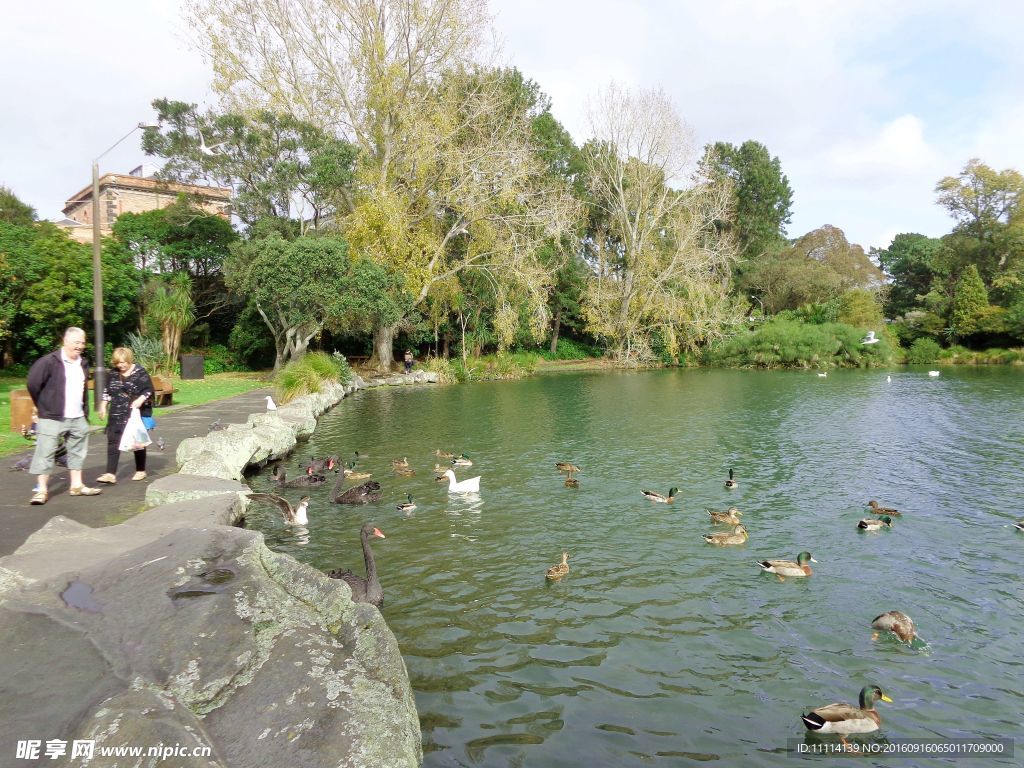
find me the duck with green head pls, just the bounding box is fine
[757,551,816,579]
[396,494,416,512]
[801,685,892,735]
[858,516,893,531]
[642,487,678,503]
[724,467,737,489]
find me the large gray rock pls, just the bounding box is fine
[0,524,421,767]
[179,450,237,481]
[146,474,251,509]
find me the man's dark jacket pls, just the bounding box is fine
[26,350,91,421]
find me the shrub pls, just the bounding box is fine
[194,344,247,374]
[273,351,350,403]
[125,331,166,374]
[422,355,457,383]
[705,317,895,369]
[906,337,941,364]
[529,337,603,361]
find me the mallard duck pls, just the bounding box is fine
[391,457,410,469]
[866,500,901,516]
[724,467,737,489]
[247,493,310,526]
[757,551,816,579]
[545,552,569,580]
[555,461,581,474]
[564,475,579,488]
[641,487,678,503]
[858,515,893,531]
[871,611,917,644]
[343,461,372,481]
[707,506,742,525]
[434,449,455,459]
[393,465,415,477]
[817,371,827,378]
[1013,520,1024,532]
[396,494,417,512]
[801,685,892,735]
[702,524,748,546]
[442,468,480,493]
[451,453,473,467]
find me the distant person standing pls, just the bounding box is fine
[96,347,154,484]
[25,327,102,504]
[403,349,414,374]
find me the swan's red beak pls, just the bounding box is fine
[327,458,335,470]
[373,528,386,538]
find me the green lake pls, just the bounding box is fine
[246,367,1023,766]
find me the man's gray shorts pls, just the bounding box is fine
[29,417,90,474]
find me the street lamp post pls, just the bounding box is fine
[91,122,158,407]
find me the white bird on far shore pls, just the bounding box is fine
[861,330,880,345]
[266,395,278,411]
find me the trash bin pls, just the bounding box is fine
[10,389,34,433]
[180,354,205,380]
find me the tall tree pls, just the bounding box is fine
[935,159,1024,280]
[148,272,196,371]
[873,233,948,318]
[581,84,740,361]
[949,264,989,340]
[189,0,579,369]
[143,99,357,228]
[0,186,36,225]
[699,141,793,273]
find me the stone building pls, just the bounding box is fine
[59,167,232,243]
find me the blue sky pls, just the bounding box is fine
[2,0,1021,251]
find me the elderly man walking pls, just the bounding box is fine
[26,327,102,504]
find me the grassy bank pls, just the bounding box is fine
[0,372,270,458]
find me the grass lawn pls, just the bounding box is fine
[0,372,271,458]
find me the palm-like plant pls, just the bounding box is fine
[148,272,195,372]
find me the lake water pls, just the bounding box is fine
[245,367,1024,766]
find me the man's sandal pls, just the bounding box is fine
[68,486,102,496]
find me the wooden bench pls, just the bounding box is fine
[151,375,175,406]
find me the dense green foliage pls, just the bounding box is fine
[705,317,895,369]
[273,351,351,402]
[0,186,36,225]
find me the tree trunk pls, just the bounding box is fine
[372,323,398,371]
[549,309,562,355]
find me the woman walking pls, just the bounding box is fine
[96,347,155,484]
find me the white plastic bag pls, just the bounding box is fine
[119,409,152,451]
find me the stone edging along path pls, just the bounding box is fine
[0,370,437,768]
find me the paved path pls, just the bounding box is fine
[0,388,272,557]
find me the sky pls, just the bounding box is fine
[2,0,1022,252]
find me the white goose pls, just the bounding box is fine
[442,468,480,494]
[928,370,940,377]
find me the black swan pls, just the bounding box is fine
[329,470,382,504]
[273,465,328,488]
[301,454,339,473]
[328,523,386,606]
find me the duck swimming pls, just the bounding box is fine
[450,453,474,467]
[866,500,901,516]
[724,467,737,489]
[555,462,580,474]
[871,611,917,644]
[858,515,893,531]
[545,552,569,580]
[246,493,310,526]
[702,524,748,546]
[442,468,481,493]
[801,685,892,737]
[641,487,678,503]
[757,551,816,579]
[396,494,417,512]
[707,506,742,525]
[343,461,372,481]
